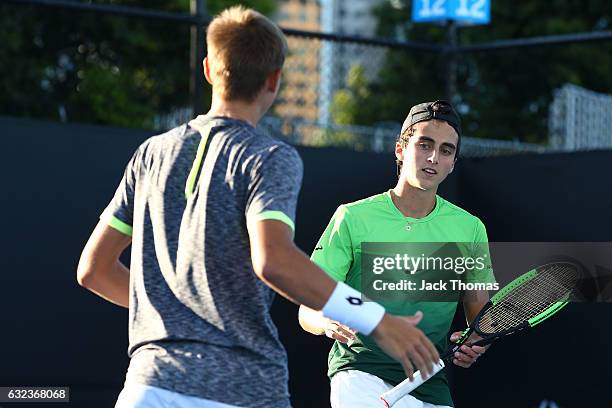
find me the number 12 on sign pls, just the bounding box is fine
[412,0,490,24]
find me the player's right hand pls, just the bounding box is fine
[324,321,357,343]
[370,311,440,381]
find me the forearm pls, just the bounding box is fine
[80,260,130,308]
[463,290,490,323]
[250,220,385,337]
[256,241,336,310]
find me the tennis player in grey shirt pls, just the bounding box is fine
[77,6,440,408]
[99,115,301,407]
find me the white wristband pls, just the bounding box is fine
[321,282,386,336]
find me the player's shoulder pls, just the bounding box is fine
[204,117,301,161]
[343,192,387,209]
[140,123,191,149]
[148,118,299,159]
[123,125,185,163]
[339,192,388,216]
[437,195,485,226]
[245,130,303,171]
[253,133,299,159]
[247,127,298,154]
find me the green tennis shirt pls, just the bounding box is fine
[311,191,495,407]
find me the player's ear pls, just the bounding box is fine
[395,142,404,162]
[266,69,282,93]
[203,56,213,85]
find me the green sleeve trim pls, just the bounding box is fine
[107,215,133,236]
[250,210,295,232]
[185,122,214,199]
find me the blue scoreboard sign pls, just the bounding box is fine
[412,0,491,25]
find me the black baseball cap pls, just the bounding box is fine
[400,100,462,138]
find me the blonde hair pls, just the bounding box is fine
[206,6,288,101]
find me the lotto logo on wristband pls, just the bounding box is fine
[322,282,385,335]
[346,296,363,305]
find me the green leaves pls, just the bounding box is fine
[2,0,275,128]
[331,0,612,144]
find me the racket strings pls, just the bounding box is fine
[490,265,576,327]
[480,264,577,332]
[477,264,579,334]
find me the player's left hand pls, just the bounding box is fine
[449,331,489,368]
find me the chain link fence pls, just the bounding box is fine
[151,32,549,158]
[4,1,612,157]
[549,84,612,151]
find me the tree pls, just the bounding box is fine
[0,0,275,128]
[330,0,612,143]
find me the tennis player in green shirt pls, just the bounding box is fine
[299,100,495,408]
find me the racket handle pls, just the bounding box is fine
[380,360,445,407]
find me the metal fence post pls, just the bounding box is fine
[190,0,205,116]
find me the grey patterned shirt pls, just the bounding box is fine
[101,115,303,407]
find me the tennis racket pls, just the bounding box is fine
[380,261,582,407]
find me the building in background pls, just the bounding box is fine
[274,0,386,126]
[319,0,386,125]
[273,0,321,123]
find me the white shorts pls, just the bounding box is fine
[115,383,242,408]
[330,370,453,408]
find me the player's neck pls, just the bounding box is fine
[207,96,265,128]
[391,182,437,219]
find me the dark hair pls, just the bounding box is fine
[396,125,415,177]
